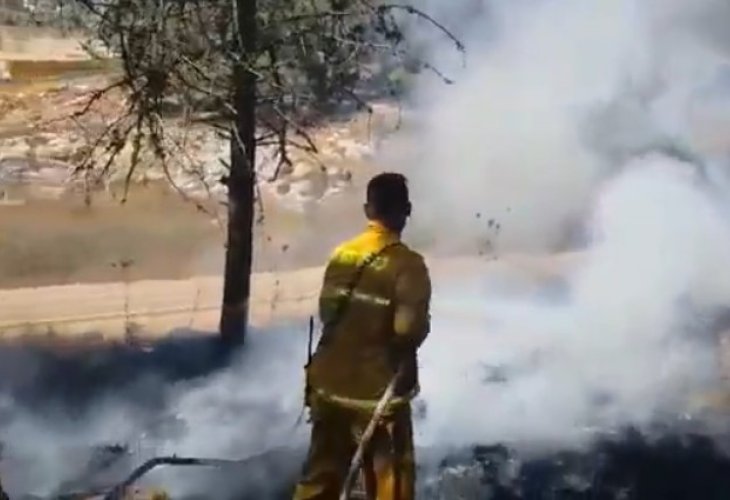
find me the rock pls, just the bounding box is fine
[209,183,227,197]
[369,102,403,134]
[142,169,166,182]
[339,138,372,159]
[36,165,71,184]
[0,158,29,182]
[275,180,291,196]
[326,166,352,189]
[0,96,379,206]
[0,61,9,81]
[277,160,295,177]
[291,171,328,200]
[289,160,319,181]
[35,144,73,162]
[0,137,31,157]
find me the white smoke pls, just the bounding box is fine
[0,331,309,497]
[5,0,730,496]
[393,0,730,451]
[417,159,730,452]
[370,0,730,460]
[386,0,730,253]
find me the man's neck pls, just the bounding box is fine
[367,220,401,238]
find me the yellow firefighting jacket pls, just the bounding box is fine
[306,222,431,412]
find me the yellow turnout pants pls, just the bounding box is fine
[292,400,415,500]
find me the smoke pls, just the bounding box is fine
[387,0,730,453]
[0,331,309,497]
[417,158,730,452]
[10,152,730,495]
[5,0,730,497]
[384,0,730,254]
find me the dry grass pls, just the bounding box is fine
[0,186,221,288]
[4,59,120,81]
[0,77,73,95]
[0,181,367,289]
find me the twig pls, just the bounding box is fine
[101,448,293,500]
[376,3,465,53]
[73,79,128,120]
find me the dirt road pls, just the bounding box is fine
[0,267,323,341]
[0,253,583,342]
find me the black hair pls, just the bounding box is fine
[366,172,411,217]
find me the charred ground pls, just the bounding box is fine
[2,330,730,499]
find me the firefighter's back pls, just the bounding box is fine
[308,222,426,402]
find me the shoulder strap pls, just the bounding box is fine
[315,241,401,350]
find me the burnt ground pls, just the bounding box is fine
[0,330,233,413]
[2,332,730,499]
[0,327,306,499]
[421,432,730,500]
[119,430,730,500]
[41,429,730,500]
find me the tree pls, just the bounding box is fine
[60,0,462,344]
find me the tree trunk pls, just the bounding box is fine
[219,0,257,345]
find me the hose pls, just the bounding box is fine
[338,366,404,500]
[59,446,291,500]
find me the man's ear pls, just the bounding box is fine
[364,203,373,219]
[405,202,412,217]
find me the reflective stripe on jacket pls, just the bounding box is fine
[311,386,419,414]
[307,221,432,410]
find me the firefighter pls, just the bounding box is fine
[293,172,432,500]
